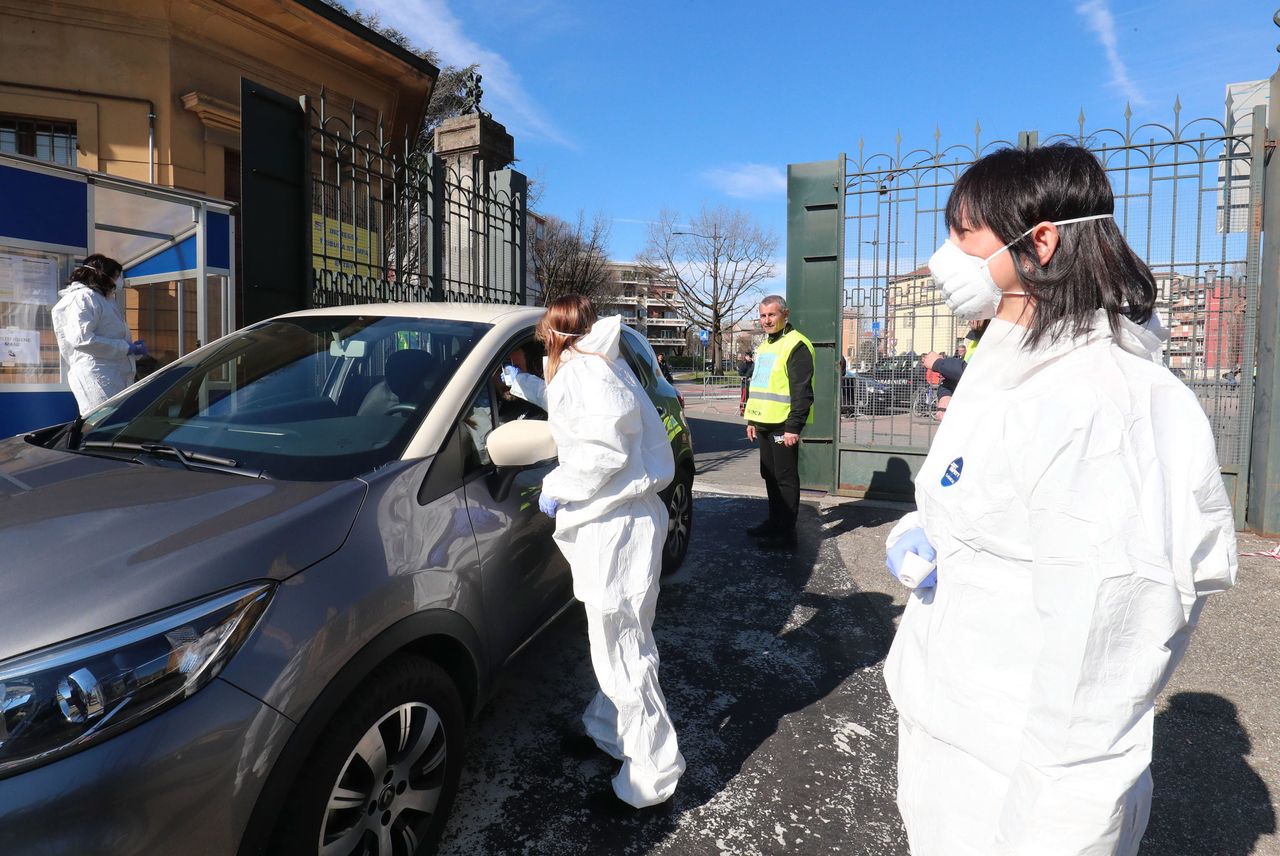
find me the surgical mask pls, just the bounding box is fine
[927,214,1114,320]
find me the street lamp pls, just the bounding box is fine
[673,227,722,372]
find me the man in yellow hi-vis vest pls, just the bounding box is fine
[743,295,815,550]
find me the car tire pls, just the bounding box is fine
[267,655,466,856]
[661,467,694,575]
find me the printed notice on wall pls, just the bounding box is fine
[0,328,40,366]
[0,254,59,305]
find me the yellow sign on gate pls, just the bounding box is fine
[311,215,379,277]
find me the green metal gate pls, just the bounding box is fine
[789,73,1277,531]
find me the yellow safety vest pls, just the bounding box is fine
[744,328,815,425]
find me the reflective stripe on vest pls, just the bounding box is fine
[743,329,815,424]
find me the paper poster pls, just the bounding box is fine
[0,254,59,305]
[0,328,40,366]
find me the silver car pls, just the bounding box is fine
[0,303,695,855]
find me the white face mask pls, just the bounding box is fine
[927,214,1114,320]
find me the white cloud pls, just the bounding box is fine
[702,164,787,200]
[351,0,575,148]
[1075,0,1145,105]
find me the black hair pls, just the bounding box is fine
[70,253,123,297]
[945,143,1156,349]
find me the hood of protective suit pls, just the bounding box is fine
[974,309,1168,390]
[562,314,623,365]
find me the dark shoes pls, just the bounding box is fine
[561,733,607,760]
[745,520,773,538]
[758,530,798,550]
[586,789,675,818]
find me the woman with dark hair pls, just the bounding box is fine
[515,295,685,810]
[882,144,1237,855]
[51,254,147,414]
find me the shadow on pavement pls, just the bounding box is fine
[1143,692,1276,856]
[662,499,905,813]
[686,415,753,477]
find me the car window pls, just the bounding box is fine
[75,316,490,481]
[459,335,548,475]
[618,327,656,389]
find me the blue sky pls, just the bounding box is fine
[348,0,1276,280]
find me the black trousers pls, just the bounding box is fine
[757,425,800,532]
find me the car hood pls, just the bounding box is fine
[0,438,367,659]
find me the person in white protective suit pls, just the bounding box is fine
[51,255,147,415]
[510,294,685,810]
[883,144,1238,856]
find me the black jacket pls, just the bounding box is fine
[933,355,966,396]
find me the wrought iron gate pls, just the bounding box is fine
[307,89,527,308]
[829,95,1265,523]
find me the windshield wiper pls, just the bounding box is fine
[82,441,264,478]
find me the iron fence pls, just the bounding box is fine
[841,99,1262,472]
[307,90,527,309]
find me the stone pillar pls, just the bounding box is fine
[433,113,515,183]
[432,114,517,300]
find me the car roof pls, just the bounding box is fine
[276,302,545,325]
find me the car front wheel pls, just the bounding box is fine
[268,655,466,856]
[661,467,694,575]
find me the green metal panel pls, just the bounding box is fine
[1248,69,1280,535]
[837,446,925,501]
[787,157,844,491]
[239,78,310,324]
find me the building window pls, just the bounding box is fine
[0,114,77,165]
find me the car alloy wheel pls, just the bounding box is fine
[662,471,693,573]
[319,701,448,856]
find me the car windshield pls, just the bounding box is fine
[72,315,489,481]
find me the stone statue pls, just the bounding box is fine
[462,71,491,119]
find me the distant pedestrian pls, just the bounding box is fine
[51,254,147,415]
[921,320,988,419]
[742,295,814,550]
[656,352,674,383]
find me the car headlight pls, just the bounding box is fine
[0,583,273,779]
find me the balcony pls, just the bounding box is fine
[646,316,686,327]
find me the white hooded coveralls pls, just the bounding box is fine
[885,311,1237,856]
[536,315,685,807]
[51,282,135,415]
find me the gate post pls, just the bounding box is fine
[239,79,310,323]
[491,168,527,304]
[787,157,845,491]
[1247,66,1280,535]
[425,153,445,301]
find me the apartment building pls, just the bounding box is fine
[597,261,689,357]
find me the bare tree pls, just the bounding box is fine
[641,206,778,371]
[531,212,616,305]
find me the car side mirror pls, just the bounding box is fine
[487,420,557,468]
[486,420,557,503]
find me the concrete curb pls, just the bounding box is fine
[693,480,915,511]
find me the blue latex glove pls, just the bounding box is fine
[538,493,558,518]
[500,365,520,386]
[127,339,147,356]
[886,527,938,588]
